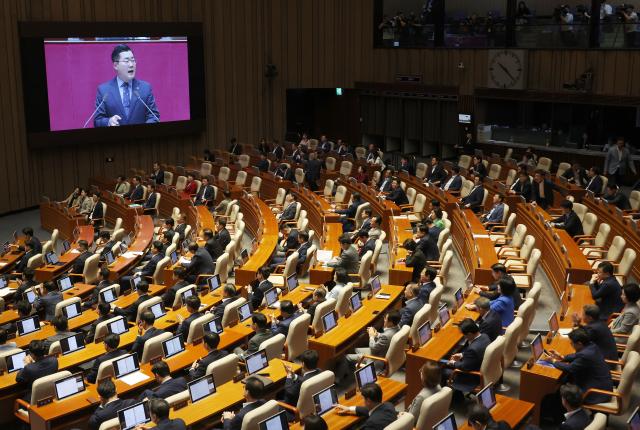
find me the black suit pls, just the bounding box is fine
[212,297,235,321]
[151,169,165,185]
[143,193,157,210]
[215,228,232,251]
[188,349,229,380]
[461,185,485,210]
[553,211,583,237]
[130,326,164,359]
[162,280,190,308]
[195,185,214,206]
[272,146,285,160]
[176,312,203,342]
[115,293,150,322]
[15,250,35,273]
[589,277,624,320]
[428,165,448,184]
[553,343,613,404]
[250,280,273,310]
[471,162,488,177]
[479,310,502,341]
[175,223,187,241]
[282,368,321,406]
[155,418,187,430]
[511,179,532,201]
[86,349,127,383]
[359,239,376,258]
[184,248,216,283]
[305,159,323,190]
[584,320,618,362]
[560,409,591,430]
[386,188,409,206]
[585,175,603,194]
[405,249,426,283]
[257,159,269,172]
[89,398,138,430]
[128,185,144,201]
[85,312,116,343]
[418,281,436,304]
[205,238,224,262]
[141,253,163,278]
[139,376,188,400]
[230,143,242,155]
[223,399,267,430]
[72,251,93,274]
[377,177,393,192]
[89,201,104,225]
[530,180,556,210]
[604,191,631,210]
[355,402,398,430]
[416,236,439,261]
[451,333,491,392]
[16,356,59,402]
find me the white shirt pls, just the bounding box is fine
[600,3,613,19]
[564,408,583,421]
[443,175,458,190]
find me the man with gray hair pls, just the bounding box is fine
[475,296,501,341]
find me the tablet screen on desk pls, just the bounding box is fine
[55,373,85,400]
[104,250,115,265]
[530,333,543,361]
[114,354,140,378]
[24,289,37,304]
[188,374,216,403]
[264,288,279,307]
[17,315,40,336]
[350,293,362,312]
[46,252,59,265]
[322,311,338,333]
[418,321,432,346]
[6,350,27,373]
[548,311,559,334]
[62,240,71,252]
[207,274,221,293]
[130,274,142,291]
[238,303,252,322]
[100,287,117,304]
[286,274,298,293]
[628,406,640,430]
[259,411,289,430]
[60,333,86,355]
[108,317,128,335]
[170,251,178,265]
[204,317,223,334]
[162,334,184,359]
[454,288,463,308]
[370,275,381,295]
[438,305,450,326]
[433,412,457,430]
[355,362,377,390]
[477,383,496,410]
[150,302,166,319]
[57,275,73,292]
[181,287,196,301]
[118,401,151,430]
[245,350,268,375]
[312,384,337,416]
[63,302,82,319]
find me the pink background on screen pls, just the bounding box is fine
[44,41,190,131]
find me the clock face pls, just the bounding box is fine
[488,50,525,89]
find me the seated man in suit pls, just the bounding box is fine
[234,313,273,359]
[399,284,424,327]
[475,263,520,308]
[474,297,502,342]
[508,170,532,201]
[335,192,362,233]
[203,228,224,264]
[345,310,401,371]
[269,300,300,337]
[335,382,398,428]
[130,310,164,359]
[461,174,486,213]
[585,166,603,195]
[221,377,266,430]
[33,281,62,321]
[571,304,618,362]
[548,328,614,405]
[441,165,463,192]
[176,295,203,342]
[194,177,214,206]
[214,190,232,215]
[21,227,42,254]
[182,242,216,285]
[271,231,310,271]
[13,269,38,300]
[327,236,360,274]
[385,179,409,206]
[559,384,590,430]
[188,332,229,380]
[71,240,93,275]
[133,240,165,282]
[356,231,376,258]
[124,175,144,201]
[256,153,270,172]
[562,163,587,186]
[603,183,631,210]
[275,163,295,181]
[229,137,242,155]
[86,302,115,343]
[281,349,322,406]
[444,318,491,393]
[401,239,426,283]
[162,267,190,308]
[86,333,127,384]
[45,315,78,347]
[298,287,326,323]
[88,193,104,227]
[175,214,188,242]
[88,379,138,430]
[414,224,439,262]
[277,193,298,222]
[427,156,448,186]
[466,403,513,430]
[355,208,373,238]
[531,170,557,210]
[144,398,187,430]
[249,267,273,310]
[114,280,151,322]
[16,340,59,402]
[418,267,438,304]
[275,224,298,257]
[551,200,584,237]
[143,184,158,211]
[214,218,232,251]
[12,240,36,276]
[211,284,238,320]
[481,194,505,225]
[139,361,188,400]
[589,262,624,321]
[377,168,393,193]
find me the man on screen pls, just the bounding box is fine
[94,44,160,127]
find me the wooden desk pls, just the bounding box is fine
[107,215,154,281]
[308,285,403,369]
[39,202,87,241]
[458,395,534,430]
[0,249,23,274]
[35,226,95,282]
[310,222,342,285]
[388,216,414,285]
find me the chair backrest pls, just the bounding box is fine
[250,176,262,193]
[536,157,552,172]
[50,229,59,251]
[437,228,450,251]
[572,202,587,222]
[526,282,542,306]
[480,336,505,387]
[384,412,414,430]
[113,217,123,232]
[371,239,384,272]
[386,325,410,376]
[286,313,311,360]
[556,162,571,177]
[0,348,25,373]
[41,241,53,263]
[481,188,489,207]
[165,390,190,409]
[297,370,335,419]
[214,253,230,283]
[613,350,640,413]
[325,157,336,171]
[218,166,230,182]
[427,285,444,324]
[410,304,432,345]
[519,236,536,261]
[235,170,247,186]
[415,162,428,179]
[240,400,280,430]
[274,188,287,206]
[153,256,171,285]
[630,190,640,211]
[175,176,187,191]
[415,387,453,430]
[206,353,239,386]
[371,170,381,184]
[136,296,163,324]
[54,296,81,318]
[83,253,101,284]
[311,299,337,334]
[281,252,299,279]
[606,236,626,262]
[98,418,120,430]
[27,253,43,270]
[460,179,473,197]
[582,212,598,236]
[357,251,373,287]
[258,333,286,361]
[237,154,251,168]
[488,163,502,180]
[621,325,640,364]
[340,160,353,176]
[585,413,607,430]
[322,180,334,198]
[505,169,517,187]
[354,146,366,159]
[413,194,427,213]
[516,298,535,344]
[163,171,174,186]
[30,371,72,404]
[222,297,247,327]
[334,185,347,204]
[295,168,305,184]
[200,162,212,177]
[458,155,471,169]
[406,188,417,206]
[113,228,126,243]
[600,175,608,194]
[503,317,523,367]
[94,315,126,343]
[141,331,173,364]
[511,224,527,248]
[617,248,637,280]
[438,250,454,285]
[335,283,354,318]
[186,313,215,344]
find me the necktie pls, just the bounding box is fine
[122,82,131,117]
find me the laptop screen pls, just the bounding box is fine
[418,321,432,346]
[433,413,457,430]
[130,274,142,291]
[286,274,298,293]
[108,317,128,335]
[100,287,118,304]
[55,373,86,400]
[181,287,196,301]
[118,401,151,430]
[548,312,559,334]
[24,289,37,304]
[188,374,216,403]
[104,251,115,265]
[350,293,362,312]
[322,311,338,333]
[60,333,86,355]
[530,334,543,361]
[150,302,166,319]
[370,275,381,294]
[258,411,289,430]
[162,335,185,359]
[62,240,71,252]
[628,406,640,430]
[170,251,178,265]
[454,288,464,308]
[312,385,338,416]
[355,362,377,390]
[477,383,497,410]
[57,275,73,292]
[63,302,82,320]
[113,354,140,378]
[207,274,221,292]
[238,303,252,322]
[0,277,6,290]
[264,288,279,307]
[17,315,40,336]
[204,317,223,334]
[46,252,59,265]
[245,350,269,375]
[6,350,27,373]
[438,305,450,326]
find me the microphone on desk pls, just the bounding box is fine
[133,90,160,122]
[83,93,109,128]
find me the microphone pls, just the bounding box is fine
[83,93,109,128]
[133,90,160,122]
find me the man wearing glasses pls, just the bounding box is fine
[94,44,160,127]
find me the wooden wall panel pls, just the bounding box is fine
[3,0,640,213]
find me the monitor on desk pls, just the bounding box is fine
[204,317,223,334]
[17,315,40,336]
[241,248,249,260]
[370,275,381,295]
[207,274,221,293]
[418,321,432,347]
[548,311,559,335]
[24,289,37,304]
[181,239,190,251]
[100,287,118,304]
[259,411,289,430]
[433,412,458,430]
[162,334,185,359]
[454,288,464,308]
[6,350,27,373]
[117,400,151,430]
[465,273,473,293]
[438,305,450,326]
[0,277,6,290]
[245,349,269,375]
[286,273,298,293]
[120,242,128,254]
[130,274,142,291]
[350,293,363,313]
[188,374,216,403]
[149,302,166,319]
[355,362,377,390]
[264,287,279,307]
[54,373,86,400]
[238,303,252,322]
[45,251,60,265]
[628,406,640,430]
[107,316,128,335]
[62,240,71,252]
[104,250,115,265]
[530,333,544,361]
[181,286,196,302]
[321,310,338,333]
[57,275,73,292]
[477,383,497,410]
[113,353,140,378]
[60,333,86,355]
[62,301,82,319]
[170,251,178,265]
[312,384,338,416]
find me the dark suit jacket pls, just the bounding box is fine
[405,249,427,283]
[305,159,323,180]
[86,312,116,343]
[386,188,409,206]
[177,312,203,341]
[175,223,187,241]
[585,175,603,194]
[127,184,144,201]
[296,242,310,266]
[151,169,165,185]
[416,236,439,261]
[589,277,624,320]
[250,280,273,310]
[272,313,300,337]
[355,403,398,430]
[399,298,424,327]
[530,180,555,210]
[230,143,242,155]
[16,356,59,402]
[195,185,214,205]
[604,191,631,210]
[141,253,163,278]
[336,201,360,219]
[378,177,393,192]
[553,211,583,237]
[140,376,188,400]
[442,175,463,191]
[185,248,216,278]
[418,281,436,304]
[86,349,127,383]
[511,179,532,201]
[223,399,267,430]
[257,159,269,172]
[280,202,297,221]
[94,78,159,127]
[89,201,104,223]
[215,229,232,251]
[188,349,229,380]
[560,409,591,430]
[359,239,376,258]
[130,326,164,359]
[461,185,485,208]
[584,320,618,361]
[471,162,488,177]
[116,293,150,322]
[143,193,157,210]
[479,310,502,341]
[205,238,224,262]
[452,333,491,392]
[283,368,322,406]
[212,297,235,321]
[34,291,63,321]
[554,343,614,404]
[272,146,285,160]
[88,398,138,430]
[72,251,93,274]
[15,250,35,273]
[162,280,191,308]
[428,165,448,183]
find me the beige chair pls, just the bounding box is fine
[526,282,543,306]
[406,194,427,223]
[504,169,517,187]
[458,155,472,169]
[350,250,371,288]
[488,163,502,180]
[415,163,428,180]
[460,179,473,198]
[163,171,174,186]
[186,313,215,344]
[449,336,505,393]
[54,297,81,318]
[536,157,552,172]
[498,317,524,391]
[409,304,432,345]
[358,325,410,377]
[26,253,43,270]
[325,157,337,171]
[175,175,187,192]
[613,326,640,370]
[149,256,170,285]
[405,188,417,206]
[370,239,384,273]
[556,162,571,177]
[335,283,354,317]
[497,225,527,253]
[14,371,72,424]
[317,179,334,199]
[581,212,598,236]
[240,400,280,430]
[340,160,353,176]
[509,248,542,289]
[93,315,127,343]
[285,313,311,360]
[436,250,454,286]
[214,253,231,283]
[354,147,366,160]
[278,370,335,420]
[112,228,126,243]
[616,248,636,285]
[218,166,231,182]
[629,190,640,211]
[577,222,611,253]
[572,202,588,222]
[585,413,607,430]
[206,353,239,386]
[599,175,608,195]
[69,253,100,284]
[516,298,536,347]
[259,333,286,361]
[414,387,453,430]
[141,331,173,363]
[136,296,163,323]
[41,241,53,264]
[294,168,305,185]
[200,162,213,177]
[50,229,59,252]
[491,219,522,247]
[268,252,298,286]
[499,234,535,264]
[235,170,248,187]
[247,176,262,195]
[333,185,348,205]
[165,389,190,409]
[384,413,415,430]
[265,188,287,209]
[587,235,626,266]
[311,299,337,335]
[427,285,444,324]
[222,297,247,327]
[583,351,640,416]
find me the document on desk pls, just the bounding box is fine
[179,257,191,265]
[69,249,81,254]
[0,288,14,298]
[558,328,572,336]
[316,250,333,263]
[122,251,144,258]
[119,371,151,386]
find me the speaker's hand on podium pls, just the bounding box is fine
[108,115,122,126]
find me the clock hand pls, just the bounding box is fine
[497,62,516,82]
